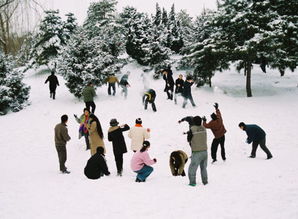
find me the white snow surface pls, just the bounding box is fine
[1,62,298,219]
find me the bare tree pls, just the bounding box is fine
[0,0,44,55]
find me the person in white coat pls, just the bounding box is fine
[128,118,150,152]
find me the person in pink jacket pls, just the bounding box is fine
[130,141,157,182]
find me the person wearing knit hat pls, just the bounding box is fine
[108,119,130,176]
[128,118,150,152]
[135,118,142,124]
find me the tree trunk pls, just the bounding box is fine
[208,76,212,87]
[246,62,252,97]
[0,13,8,54]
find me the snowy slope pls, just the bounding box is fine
[0,62,298,219]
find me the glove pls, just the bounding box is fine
[214,103,218,109]
[178,120,182,124]
[153,158,157,162]
[202,116,207,122]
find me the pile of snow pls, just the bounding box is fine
[0,63,298,219]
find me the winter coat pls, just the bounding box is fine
[180,116,194,127]
[163,72,174,91]
[188,125,207,152]
[244,124,266,144]
[143,89,156,103]
[169,150,188,176]
[108,124,130,155]
[182,81,194,98]
[45,74,59,91]
[82,86,96,102]
[131,150,156,172]
[88,121,105,155]
[75,114,89,138]
[203,109,227,139]
[54,123,71,146]
[106,76,119,84]
[175,78,184,93]
[84,152,110,179]
[128,125,150,151]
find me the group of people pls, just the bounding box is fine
[54,111,156,182]
[162,68,196,108]
[45,68,197,114]
[54,101,273,186]
[51,69,273,186]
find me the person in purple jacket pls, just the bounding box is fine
[130,141,157,182]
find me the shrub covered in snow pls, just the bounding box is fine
[0,54,30,114]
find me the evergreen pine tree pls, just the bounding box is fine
[57,28,122,98]
[83,0,117,38]
[161,8,168,26]
[154,3,162,26]
[83,0,124,57]
[0,53,30,114]
[28,10,65,69]
[64,13,78,40]
[177,10,194,47]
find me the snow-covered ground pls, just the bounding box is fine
[1,62,298,219]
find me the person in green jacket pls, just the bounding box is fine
[82,82,96,113]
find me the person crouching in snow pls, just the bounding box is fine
[143,89,157,112]
[131,141,157,182]
[238,122,273,159]
[169,150,188,176]
[108,119,130,176]
[84,147,110,180]
[202,103,227,163]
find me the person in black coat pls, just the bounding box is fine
[143,89,157,112]
[45,70,59,99]
[84,147,110,179]
[174,74,184,104]
[182,76,196,108]
[108,119,130,176]
[162,69,174,100]
[239,122,273,159]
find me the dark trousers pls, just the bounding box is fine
[55,145,67,172]
[114,153,123,173]
[144,100,157,112]
[165,87,173,100]
[108,83,116,95]
[84,134,90,150]
[211,135,226,161]
[251,138,272,158]
[50,88,56,99]
[85,101,96,114]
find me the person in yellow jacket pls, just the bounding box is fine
[106,73,119,96]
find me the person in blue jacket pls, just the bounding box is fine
[239,122,273,159]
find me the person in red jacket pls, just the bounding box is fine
[203,103,227,163]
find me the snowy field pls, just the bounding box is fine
[1,62,298,219]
